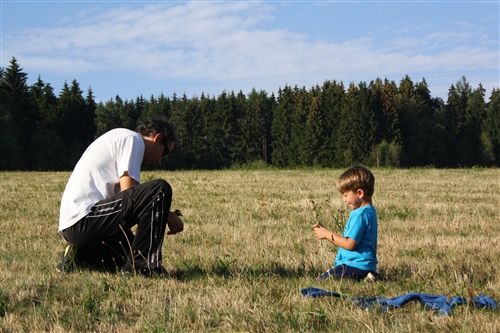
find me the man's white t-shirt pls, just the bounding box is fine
[58,128,145,232]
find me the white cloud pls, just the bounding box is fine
[3,1,498,99]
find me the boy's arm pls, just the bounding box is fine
[312,222,357,250]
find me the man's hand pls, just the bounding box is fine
[167,211,184,235]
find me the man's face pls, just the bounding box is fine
[143,136,174,165]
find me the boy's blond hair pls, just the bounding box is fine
[336,165,375,197]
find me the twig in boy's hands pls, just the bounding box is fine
[310,199,323,228]
[309,199,326,256]
[310,200,318,220]
[173,209,183,216]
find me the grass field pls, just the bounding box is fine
[0,168,499,332]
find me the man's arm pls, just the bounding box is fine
[120,172,139,191]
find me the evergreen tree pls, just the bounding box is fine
[204,91,237,168]
[31,77,57,128]
[397,75,420,166]
[301,95,326,166]
[157,93,173,119]
[368,79,384,147]
[465,83,486,165]
[138,93,172,125]
[57,80,95,167]
[369,78,402,167]
[445,76,472,166]
[0,66,20,169]
[290,86,308,167]
[230,90,248,165]
[244,88,272,164]
[133,95,147,127]
[357,81,376,160]
[271,85,294,167]
[175,95,207,169]
[412,79,447,166]
[3,57,34,169]
[482,88,500,165]
[381,78,401,145]
[30,77,65,170]
[320,80,344,166]
[197,93,217,168]
[94,96,125,138]
[336,83,364,166]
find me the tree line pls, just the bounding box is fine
[1,57,499,171]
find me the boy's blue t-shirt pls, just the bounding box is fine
[334,205,378,271]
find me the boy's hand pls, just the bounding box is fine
[312,222,329,240]
[312,222,325,229]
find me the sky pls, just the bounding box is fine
[1,0,499,103]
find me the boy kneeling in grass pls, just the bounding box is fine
[313,165,378,281]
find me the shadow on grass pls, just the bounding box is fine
[169,260,315,281]
[377,263,429,283]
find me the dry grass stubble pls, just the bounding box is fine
[0,168,499,332]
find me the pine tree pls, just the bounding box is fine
[357,81,376,161]
[229,90,247,165]
[3,58,35,169]
[30,77,65,170]
[94,96,124,138]
[465,83,486,165]
[176,95,207,168]
[482,88,500,165]
[320,80,344,166]
[445,76,472,166]
[0,67,20,169]
[336,83,362,166]
[271,85,294,167]
[204,91,236,168]
[381,78,401,145]
[244,88,272,164]
[290,86,308,167]
[301,95,325,166]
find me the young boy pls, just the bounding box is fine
[312,164,378,281]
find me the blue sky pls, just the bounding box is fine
[1,1,499,103]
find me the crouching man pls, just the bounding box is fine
[57,116,183,277]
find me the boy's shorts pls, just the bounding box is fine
[317,264,377,281]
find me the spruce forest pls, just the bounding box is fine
[1,57,499,171]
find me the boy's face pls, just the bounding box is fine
[341,190,364,210]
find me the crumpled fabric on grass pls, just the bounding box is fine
[301,287,498,316]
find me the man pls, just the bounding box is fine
[57,116,183,276]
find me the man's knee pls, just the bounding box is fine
[150,180,173,207]
[152,178,170,188]
[143,179,172,195]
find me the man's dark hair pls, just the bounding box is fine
[135,116,178,146]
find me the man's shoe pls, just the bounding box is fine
[56,243,79,273]
[120,263,167,278]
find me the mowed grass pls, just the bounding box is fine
[0,168,499,332]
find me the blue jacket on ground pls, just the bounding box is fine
[301,287,498,315]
